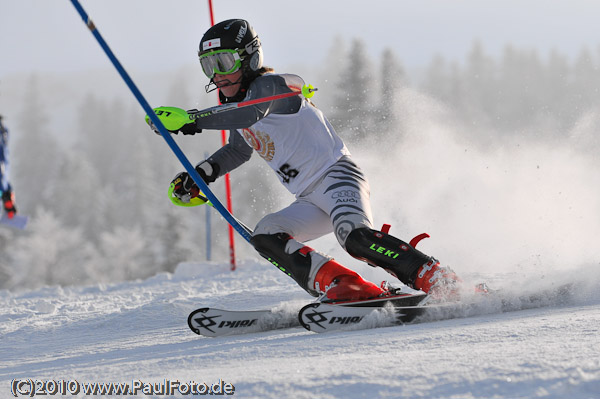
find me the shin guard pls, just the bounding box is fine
[251,233,383,300]
[345,227,432,286]
[250,233,328,297]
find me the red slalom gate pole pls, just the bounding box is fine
[207,0,236,271]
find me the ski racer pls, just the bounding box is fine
[149,19,460,301]
[0,115,18,219]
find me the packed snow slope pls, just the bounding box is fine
[1,259,599,399]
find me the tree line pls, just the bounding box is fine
[327,39,600,142]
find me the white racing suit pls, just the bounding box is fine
[190,73,435,298]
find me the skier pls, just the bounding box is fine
[150,19,460,301]
[0,115,18,219]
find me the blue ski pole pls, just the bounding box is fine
[68,0,252,242]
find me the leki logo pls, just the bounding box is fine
[241,128,275,161]
[369,244,402,259]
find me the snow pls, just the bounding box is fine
[1,260,599,399]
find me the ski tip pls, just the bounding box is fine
[187,307,210,335]
[298,303,321,331]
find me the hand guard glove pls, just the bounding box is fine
[148,121,199,135]
[2,189,17,219]
[145,106,201,135]
[171,171,201,203]
[170,161,220,204]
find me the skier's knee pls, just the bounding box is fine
[253,213,293,236]
[250,233,329,297]
[250,232,294,261]
[334,218,372,247]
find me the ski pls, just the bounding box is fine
[188,282,575,337]
[298,303,428,333]
[0,214,28,229]
[297,282,575,333]
[298,292,429,333]
[299,281,577,333]
[317,290,427,307]
[187,306,301,337]
[188,291,427,337]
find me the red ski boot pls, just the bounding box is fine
[413,258,462,301]
[2,190,16,219]
[313,259,384,301]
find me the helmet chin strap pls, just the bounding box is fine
[204,75,243,94]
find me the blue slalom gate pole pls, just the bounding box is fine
[68,0,252,243]
[204,151,212,261]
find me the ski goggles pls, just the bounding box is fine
[198,49,242,78]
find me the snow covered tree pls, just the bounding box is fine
[569,48,600,118]
[460,41,498,127]
[330,39,373,142]
[12,75,63,215]
[376,48,405,134]
[6,209,100,288]
[98,225,151,281]
[45,149,104,239]
[317,35,347,114]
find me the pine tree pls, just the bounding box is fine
[377,48,405,134]
[570,48,599,118]
[422,54,450,101]
[13,75,63,214]
[317,35,347,113]
[46,150,103,239]
[462,40,497,127]
[331,39,373,142]
[544,49,571,129]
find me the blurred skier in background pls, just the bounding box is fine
[0,115,18,220]
[149,19,461,302]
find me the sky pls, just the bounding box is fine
[2,0,600,81]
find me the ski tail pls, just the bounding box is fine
[188,306,300,337]
[0,213,28,229]
[298,302,428,333]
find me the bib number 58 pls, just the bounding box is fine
[277,163,299,184]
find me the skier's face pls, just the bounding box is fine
[213,70,243,98]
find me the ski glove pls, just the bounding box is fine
[171,161,220,203]
[2,189,17,219]
[148,120,200,135]
[145,106,201,135]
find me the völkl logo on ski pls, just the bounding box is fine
[302,307,364,330]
